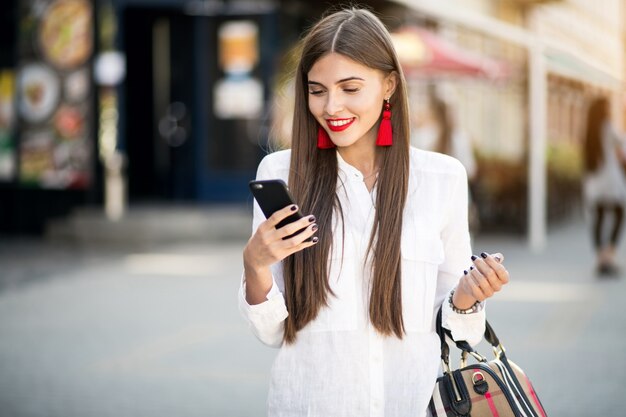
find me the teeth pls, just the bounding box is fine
[329,119,352,127]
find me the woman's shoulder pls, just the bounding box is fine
[409,146,466,178]
[256,149,292,179]
[259,149,291,165]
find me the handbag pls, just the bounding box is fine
[428,309,547,417]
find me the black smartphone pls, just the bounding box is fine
[249,179,310,240]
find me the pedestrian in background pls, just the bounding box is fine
[411,93,480,233]
[432,97,477,182]
[240,8,510,416]
[583,96,626,277]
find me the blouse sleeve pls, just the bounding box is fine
[237,155,289,348]
[436,160,486,346]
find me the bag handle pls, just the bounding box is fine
[435,306,506,366]
[435,308,451,365]
[484,320,500,347]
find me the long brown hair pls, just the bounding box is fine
[584,97,609,173]
[283,8,411,343]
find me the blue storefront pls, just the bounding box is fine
[119,1,284,203]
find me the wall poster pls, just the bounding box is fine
[17,0,93,189]
[0,70,16,181]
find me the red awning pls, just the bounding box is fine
[391,27,510,80]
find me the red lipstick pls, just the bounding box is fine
[326,118,355,132]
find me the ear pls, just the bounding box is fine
[384,71,399,99]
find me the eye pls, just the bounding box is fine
[343,87,360,93]
[308,89,325,96]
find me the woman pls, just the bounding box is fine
[240,8,510,416]
[412,95,480,234]
[431,97,477,182]
[583,97,626,276]
[411,94,477,181]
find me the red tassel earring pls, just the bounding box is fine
[376,98,393,146]
[317,126,335,149]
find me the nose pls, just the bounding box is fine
[324,92,344,116]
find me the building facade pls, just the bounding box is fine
[1,0,624,237]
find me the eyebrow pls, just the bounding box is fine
[308,76,365,86]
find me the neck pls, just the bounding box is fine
[337,133,380,177]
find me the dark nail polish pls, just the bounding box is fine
[312,237,319,243]
[464,270,468,275]
[480,252,488,259]
[308,216,316,222]
[470,266,474,270]
[291,205,298,211]
[312,224,318,232]
[471,255,478,261]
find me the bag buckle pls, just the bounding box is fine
[460,350,488,368]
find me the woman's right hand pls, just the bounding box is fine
[242,205,318,304]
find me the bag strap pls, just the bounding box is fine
[484,320,500,347]
[435,308,477,367]
[435,306,504,361]
[435,308,451,365]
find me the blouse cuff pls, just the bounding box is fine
[441,291,486,346]
[238,274,289,325]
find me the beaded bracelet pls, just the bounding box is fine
[449,289,481,314]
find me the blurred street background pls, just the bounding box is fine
[1,213,625,416]
[1,0,626,416]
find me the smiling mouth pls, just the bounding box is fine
[326,118,355,132]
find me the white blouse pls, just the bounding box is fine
[239,147,486,417]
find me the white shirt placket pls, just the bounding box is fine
[342,161,387,416]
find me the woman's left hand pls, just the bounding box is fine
[453,252,509,309]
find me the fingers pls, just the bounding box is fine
[262,205,319,242]
[261,221,318,262]
[264,204,300,229]
[282,221,319,247]
[463,251,510,301]
[248,206,320,270]
[492,252,504,263]
[461,268,486,301]
[275,213,316,240]
[286,228,320,253]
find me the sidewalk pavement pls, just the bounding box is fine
[0,216,624,416]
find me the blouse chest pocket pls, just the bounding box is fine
[400,228,444,333]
